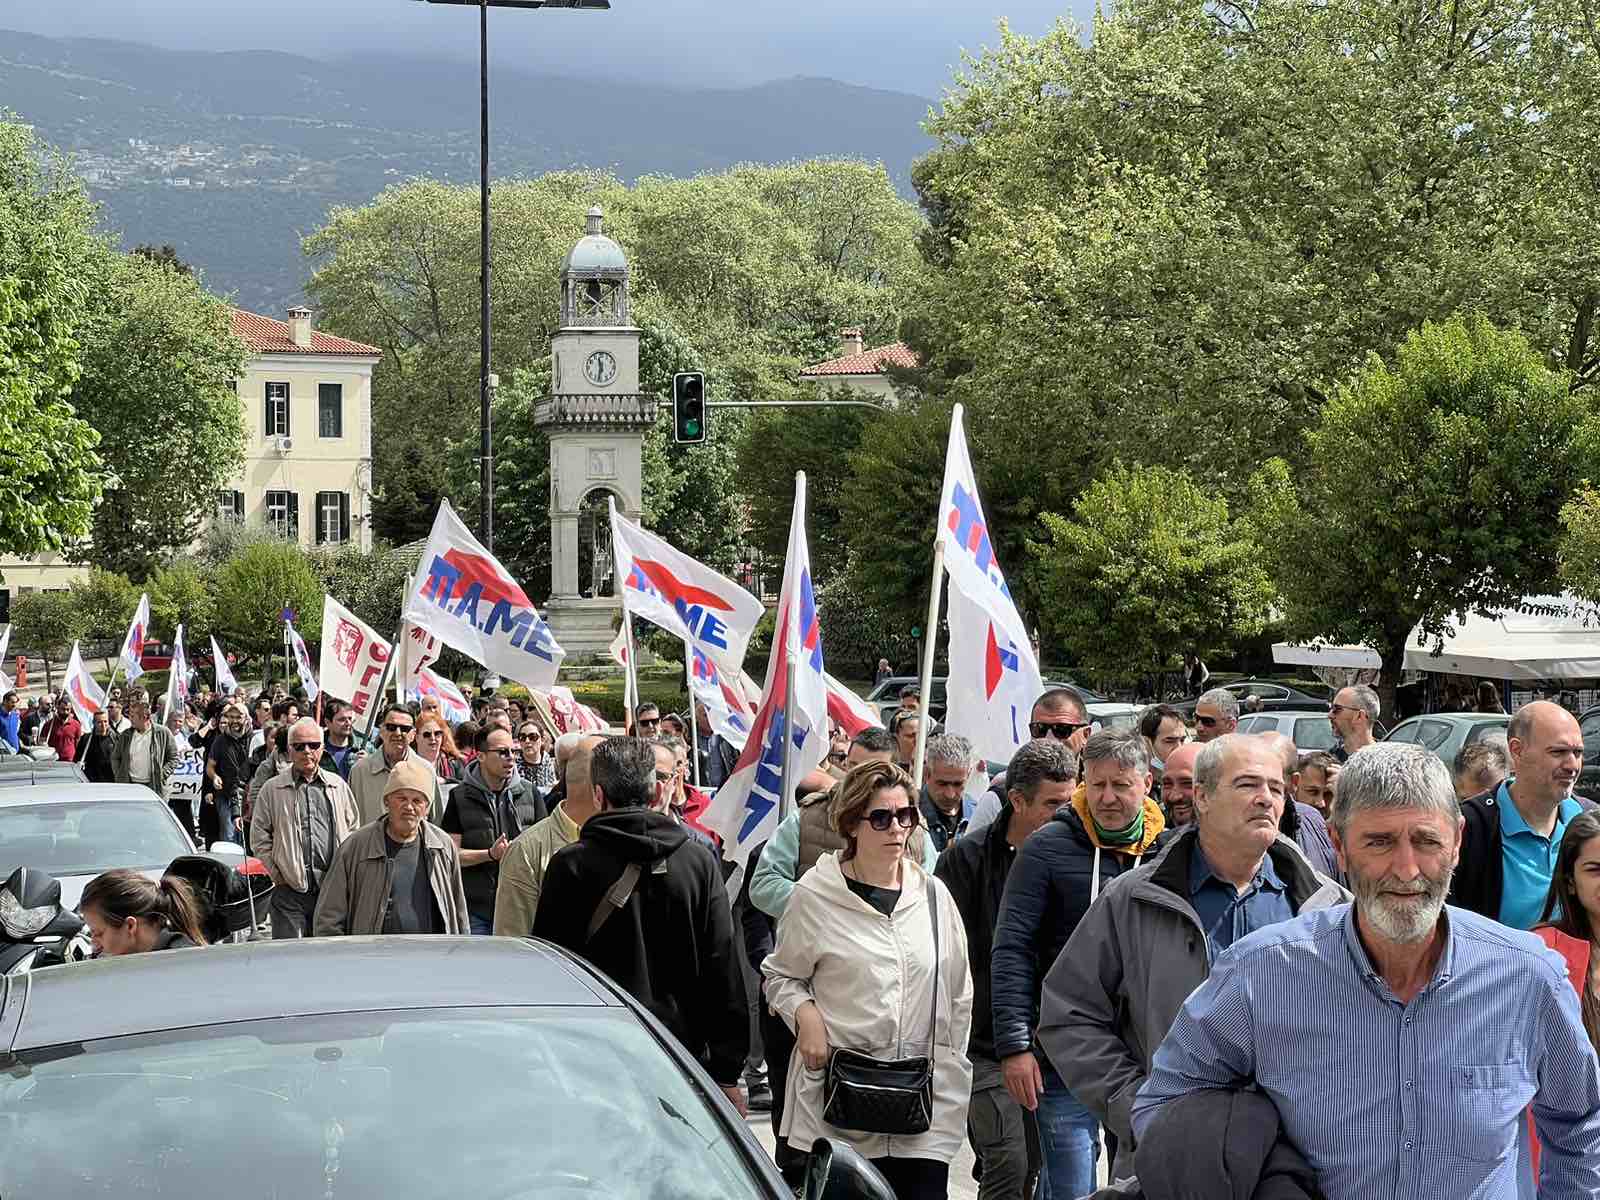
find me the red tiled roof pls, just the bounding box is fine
[800,341,920,377]
[230,308,382,357]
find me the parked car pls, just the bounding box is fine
[1575,706,1600,801]
[0,757,87,787]
[137,642,237,672]
[1086,702,1143,734]
[0,937,894,1200]
[864,674,1106,727]
[1174,679,1331,719]
[1383,712,1510,772]
[1236,710,1341,752]
[0,782,194,910]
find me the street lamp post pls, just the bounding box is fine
[416,0,611,551]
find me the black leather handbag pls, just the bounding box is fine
[822,879,941,1136]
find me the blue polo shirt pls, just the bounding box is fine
[1188,841,1295,963]
[1496,778,1581,930]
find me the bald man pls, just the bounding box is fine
[1253,731,1340,880]
[1159,742,1202,828]
[494,733,604,936]
[1450,700,1593,928]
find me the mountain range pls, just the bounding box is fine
[1,31,935,313]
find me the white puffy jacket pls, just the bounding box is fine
[762,852,973,1163]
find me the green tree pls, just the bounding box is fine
[213,542,324,668]
[307,543,424,638]
[907,3,1600,578]
[148,562,217,646]
[67,568,140,676]
[1029,464,1273,686]
[130,244,193,276]
[68,251,248,578]
[1250,314,1600,711]
[0,116,105,554]
[9,590,88,692]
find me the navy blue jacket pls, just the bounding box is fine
[990,801,1168,1061]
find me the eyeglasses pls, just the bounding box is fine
[519,732,541,742]
[291,741,322,752]
[1195,714,1220,728]
[419,729,444,740]
[864,806,919,832]
[1328,704,1355,717]
[486,746,516,758]
[828,751,847,764]
[655,770,674,783]
[1030,721,1090,740]
[383,722,414,733]
[638,718,660,729]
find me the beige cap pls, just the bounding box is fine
[383,759,434,802]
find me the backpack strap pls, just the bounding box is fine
[586,862,643,943]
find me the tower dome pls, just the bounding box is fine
[563,206,629,274]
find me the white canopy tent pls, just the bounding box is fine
[1272,641,1383,670]
[1403,594,1600,681]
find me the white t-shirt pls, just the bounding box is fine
[128,727,154,783]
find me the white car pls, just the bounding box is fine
[1086,702,1143,734]
[0,783,195,911]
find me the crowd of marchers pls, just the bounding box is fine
[23,672,1600,1200]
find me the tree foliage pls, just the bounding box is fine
[1030,463,1272,684]
[9,590,88,691]
[68,568,140,674]
[1250,313,1600,709]
[213,541,324,660]
[67,252,248,578]
[0,115,104,555]
[148,562,217,646]
[307,542,423,639]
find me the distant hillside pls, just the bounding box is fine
[0,31,934,313]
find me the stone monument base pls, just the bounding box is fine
[545,595,623,659]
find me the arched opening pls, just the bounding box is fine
[577,488,621,598]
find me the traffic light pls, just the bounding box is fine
[673,371,707,443]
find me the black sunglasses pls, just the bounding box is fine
[864,805,919,832]
[638,717,660,728]
[1195,714,1220,728]
[291,740,322,752]
[1030,720,1090,740]
[383,722,414,733]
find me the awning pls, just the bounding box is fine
[1404,594,1600,680]
[1272,641,1382,670]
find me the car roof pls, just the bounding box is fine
[5,936,617,1051]
[0,781,164,808]
[0,760,88,787]
[1395,712,1507,723]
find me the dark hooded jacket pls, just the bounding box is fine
[206,728,254,808]
[533,806,749,1085]
[441,759,546,917]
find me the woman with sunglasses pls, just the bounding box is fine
[414,712,463,783]
[763,761,973,1200]
[516,721,557,792]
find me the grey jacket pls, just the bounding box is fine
[1037,829,1349,1172]
[110,724,181,796]
[312,818,469,937]
[250,767,362,894]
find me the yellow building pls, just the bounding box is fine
[799,326,919,406]
[0,306,380,613]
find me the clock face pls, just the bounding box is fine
[584,350,618,387]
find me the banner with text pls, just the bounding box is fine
[319,595,392,722]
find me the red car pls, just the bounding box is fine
[138,643,237,671]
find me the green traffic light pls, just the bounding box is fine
[685,420,701,437]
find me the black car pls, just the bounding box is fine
[1173,679,1331,718]
[0,936,892,1200]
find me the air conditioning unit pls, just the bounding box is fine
[274,435,294,454]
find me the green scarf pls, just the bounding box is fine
[1092,805,1146,848]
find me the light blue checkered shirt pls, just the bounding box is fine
[1133,903,1600,1198]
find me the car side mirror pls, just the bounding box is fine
[803,1138,896,1200]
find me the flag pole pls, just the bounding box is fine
[609,496,642,731]
[911,406,954,788]
[777,471,806,821]
[685,641,701,788]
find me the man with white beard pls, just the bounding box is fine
[1132,742,1600,1197]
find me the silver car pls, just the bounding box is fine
[0,783,195,911]
[1236,710,1340,752]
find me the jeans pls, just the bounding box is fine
[1036,1066,1098,1200]
[469,912,494,936]
[216,794,239,846]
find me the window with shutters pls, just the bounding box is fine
[265,490,299,540]
[315,491,350,545]
[215,490,245,523]
[264,382,290,438]
[318,383,343,438]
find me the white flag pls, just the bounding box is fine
[702,473,830,865]
[935,405,1043,764]
[63,641,106,726]
[164,625,190,717]
[318,595,392,722]
[608,626,637,718]
[118,593,151,682]
[414,666,470,723]
[402,500,565,691]
[611,505,763,678]
[396,622,442,693]
[210,636,238,695]
[688,643,757,750]
[0,625,11,694]
[287,622,320,702]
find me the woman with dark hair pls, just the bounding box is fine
[762,761,973,1200]
[1536,810,1600,1049]
[1476,680,1507,714]
[80,868,208,955]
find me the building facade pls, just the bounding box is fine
[798,326,918,404]
[0,306,379,619]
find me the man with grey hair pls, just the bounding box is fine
[937,739,1077,1200]
[1192,687,1239,743]
[1330,682,1381,760]
[992,731,1168,1198]
[920,731,977,852]
[1039,733,1347,1179]
[1135,742,1600,1196]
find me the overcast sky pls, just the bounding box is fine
[7,0,1091,97]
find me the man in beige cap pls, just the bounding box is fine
[314,758,469,936]
[251,717,361,938]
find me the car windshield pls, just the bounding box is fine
[1,1007,765,1200]
[0,800,192,878]
[1289,717,1337,751]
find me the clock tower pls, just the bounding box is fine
[535,206,656,657]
